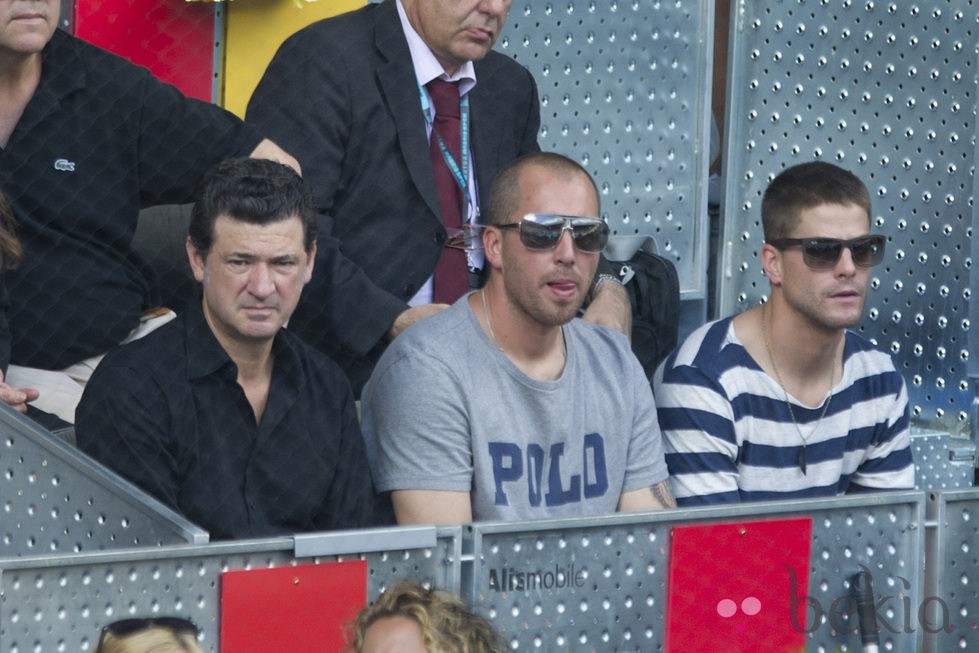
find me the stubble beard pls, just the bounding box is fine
[788,286,867,333]
[502,273,585,329]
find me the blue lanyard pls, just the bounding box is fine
[419,83,473,213]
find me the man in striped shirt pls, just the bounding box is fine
[653,161,914,505]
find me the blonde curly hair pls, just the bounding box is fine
[347,580,504,653]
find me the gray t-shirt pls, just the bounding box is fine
[361,296,668,522]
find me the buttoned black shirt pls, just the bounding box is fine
[76,306,381,539]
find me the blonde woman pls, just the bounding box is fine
[347,580,504,653]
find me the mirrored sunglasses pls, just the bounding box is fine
[97,617,200,653]
[496,213,609,253]
[767,235,886,269]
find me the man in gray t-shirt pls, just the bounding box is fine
[361,152,674,524]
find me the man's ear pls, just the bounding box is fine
[186,237,206,284]
[304,241,316,284]
[760,242,782,286]
[483,226,504,270]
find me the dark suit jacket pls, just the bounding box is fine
[247,0,540,390]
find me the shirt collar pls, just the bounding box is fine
[38,29,86,102]
[184,303,235,380]
[183,302,300,385]
[396,0,476,94]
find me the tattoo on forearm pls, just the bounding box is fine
[652,481,676,508]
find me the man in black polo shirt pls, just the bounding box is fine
[0,0,297,424]
[75,159,380,539]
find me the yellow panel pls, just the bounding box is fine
[224,0,366,118]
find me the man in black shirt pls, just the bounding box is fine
[0,0,297,424]
[76,159,380,539]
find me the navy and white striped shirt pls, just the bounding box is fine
[653,317,914,506]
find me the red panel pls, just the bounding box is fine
[220,559,368,653]
[73,0,216,102]
[666,517,813,653]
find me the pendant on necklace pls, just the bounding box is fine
[798,446,808,475]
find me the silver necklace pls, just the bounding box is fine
[479,289,567,362]
[760,305,833,475]
[480,289,501,349]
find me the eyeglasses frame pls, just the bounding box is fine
[766,234,886,269]
[495,213,609,253]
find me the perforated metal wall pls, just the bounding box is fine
[0,527,461,652]
[718,1,979,435]
[913,429,975,490]
[0,409,204,555]
[470,492,924,652]
[59,0,72,31]
[499,0,714,296]
[932,489,979,652]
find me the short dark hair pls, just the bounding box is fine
[485,152,600,226]
[761,161,872,241]
[188,158,316,256]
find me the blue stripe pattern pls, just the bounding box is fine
[653,318,915,506]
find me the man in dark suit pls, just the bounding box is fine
[247,0,629,392]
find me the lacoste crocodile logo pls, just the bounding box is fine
[53,158,75,172]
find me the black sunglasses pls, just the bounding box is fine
[97,617,200,652]
[767,235,886,269]
[496,213,609,253]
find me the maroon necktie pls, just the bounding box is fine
[427,78,469,304]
